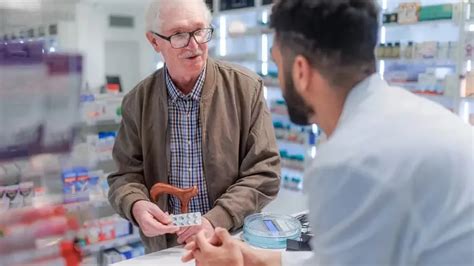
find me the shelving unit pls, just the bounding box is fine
[0,35,89,265]
[382,18,456,27]
[209,1,320,192]
[378,0,474,125]
[0,73,132,264]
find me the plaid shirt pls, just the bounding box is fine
[165,66,211,215]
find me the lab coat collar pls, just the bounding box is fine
[334,73,387,133]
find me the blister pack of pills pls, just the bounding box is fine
[170,212,202,227]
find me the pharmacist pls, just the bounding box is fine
[183,0,474,265]
[107,0,280,253]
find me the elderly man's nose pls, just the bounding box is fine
[186,36,199,49]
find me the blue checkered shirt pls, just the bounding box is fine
[165,67,211,215]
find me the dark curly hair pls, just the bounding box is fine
[270,0,380,88]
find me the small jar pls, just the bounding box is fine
[404,41,414,59]
[386,43,394,58]
[393,42,401,58]
[376,44,385,59]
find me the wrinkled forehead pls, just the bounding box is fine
[160,3,208,34]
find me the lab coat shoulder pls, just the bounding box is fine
[314,80,472,182]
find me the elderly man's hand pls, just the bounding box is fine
[181,228,244,266]
[132,200,179,237]
[176,217,214,244]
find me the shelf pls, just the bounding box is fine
[384,82,457,106]
[379,58,456,64]
[388,81,443,92]
[80,118,121,128]
[63,198,111,212]
[460,96,474,103]
[382,19,456,28]
[281,167,304,175]
[1,244,64,265]
[390,83,451,97]
[263,78,280,87]
[417,93,456,107]
[271,112,290,120]
[281,164,305,173]
[415,92,452,99]
[215,53,258,62]
[81,233,141,254]
[92,93,125,100]
[277,138,305,145]
[227,26,273,38]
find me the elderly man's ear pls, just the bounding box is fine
[146,32,162,53]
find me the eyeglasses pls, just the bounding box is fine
[151,28,214,49]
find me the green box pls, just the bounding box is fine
[418,4,453,21]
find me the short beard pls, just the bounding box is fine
[282,62,314,126]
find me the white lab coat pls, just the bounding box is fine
[282,74,474,266]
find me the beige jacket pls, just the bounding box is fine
[108,58,281,252]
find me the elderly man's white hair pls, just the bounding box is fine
[145,0,212,32]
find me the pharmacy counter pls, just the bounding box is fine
[113,188,310,266]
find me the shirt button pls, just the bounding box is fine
[188,168,192,172]
[187,141,191,146]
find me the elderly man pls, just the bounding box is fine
[183,0,474,265]
[107,0,280,253]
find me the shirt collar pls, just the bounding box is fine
[336,73,387,129]
[165,65,206,103]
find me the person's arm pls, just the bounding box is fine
[204,80,281,230]
[107,94,150,224]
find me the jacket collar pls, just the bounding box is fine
[155,58,218,104]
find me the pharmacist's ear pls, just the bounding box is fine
[292,55,313,97]
[146,32,162,53]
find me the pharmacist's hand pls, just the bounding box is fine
[177,217,214,244]
[182,228,281,266]
[181,228,244,266]
[132,200,179,237]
